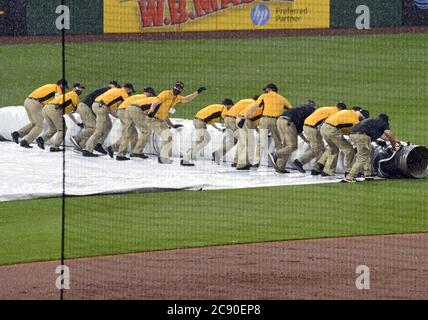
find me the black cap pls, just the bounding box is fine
[124,83,135,93]
[378,113,389,124]
[143,87,157,96]
[352,105,362,111]
[264,83,278,92]
[253,95,260,100]
[109,80,120,88]
[174,81,184,90]
[73,82,85,90]
[57,79,69,89]
[360,109,370,119]
[336,101,347,109]
[222,98,234,106]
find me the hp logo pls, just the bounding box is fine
[251,4,270,26]
[415,0,428,10]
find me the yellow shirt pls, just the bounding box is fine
[195,104,228,124]
[225,99,254,117]
[326,110,360,134]
[28,84,63,105]
[129,97,157,112]
[49,91,80,114]
[255,91,292,117]
[118,94,148,110]
[305,106,340,127]
[95,88,129,108]
[151,90,184,120]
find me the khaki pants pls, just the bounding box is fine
[74,102,96,149]
[236,118,260,166]
[276,118,298,170]
[259,116,283,164]
[217,116,238,163]
[41,104,66,148]
[298,125,325,171]
[127,105,151,155]
[116,109,138,156]
[151,118,172,159]
[85,102,112,152]
[320,123,355,175]
[19,98,45,143]
[185,119,210,161]
[347,133,372,179]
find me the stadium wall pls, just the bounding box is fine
[1,1,428,37]
[0,0,26,36]
[26,0,103,35]
[330,0,402,28]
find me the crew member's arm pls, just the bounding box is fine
[181,87,206,103]
[244,103,258,119]
[381,130,400,150]
[148,99,161,117]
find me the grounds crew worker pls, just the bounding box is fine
[235,96,261,170]
[116,87,157,161]
[294,102,347,175]
[82,83,135,158]
[181,99,234,166]
[319,109,370,176]
[35,83,85,152]
[70,81,120,152]
[269,101,315,174]
[343,113,399,183]
[147,81,206,164]
[212,98,254,165]
[12,79,68,148]
[242,83,292,166]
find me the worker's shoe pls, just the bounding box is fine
[321,171,335,177]
[50,147,63,152]
[20,139,33,148]
[236,164,251,170]
[341,178,356,183]
[311,169,322,176]
[106,146,114,158]
[94,143,107,155]
[82,150,99,157]
[11,131,20,144]
[36,137,45,150]
[293,159,305,173]
[130,153,148,159]
[116,156,130,161]
[180,159,195,166]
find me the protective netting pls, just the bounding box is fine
[0,0,427,301]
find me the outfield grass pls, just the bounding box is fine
[0,33,427,266]
[0,179,427,266]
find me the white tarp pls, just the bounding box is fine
[0,106,343,202]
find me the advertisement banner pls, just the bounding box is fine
[403,0,428,25]
[330,0,401,28]
[0,0,26,36]
[27,0,103,35]
[104,0,330,33]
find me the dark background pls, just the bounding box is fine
[403,0,428,25]
[0,0,27,36]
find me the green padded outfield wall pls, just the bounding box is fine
[331,0,402,28]
[27,0,103,35]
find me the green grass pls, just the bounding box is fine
[0,179,427,266]
[0,33,427,266]
[1,33,428,143]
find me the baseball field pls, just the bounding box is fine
[0,30,427,299]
